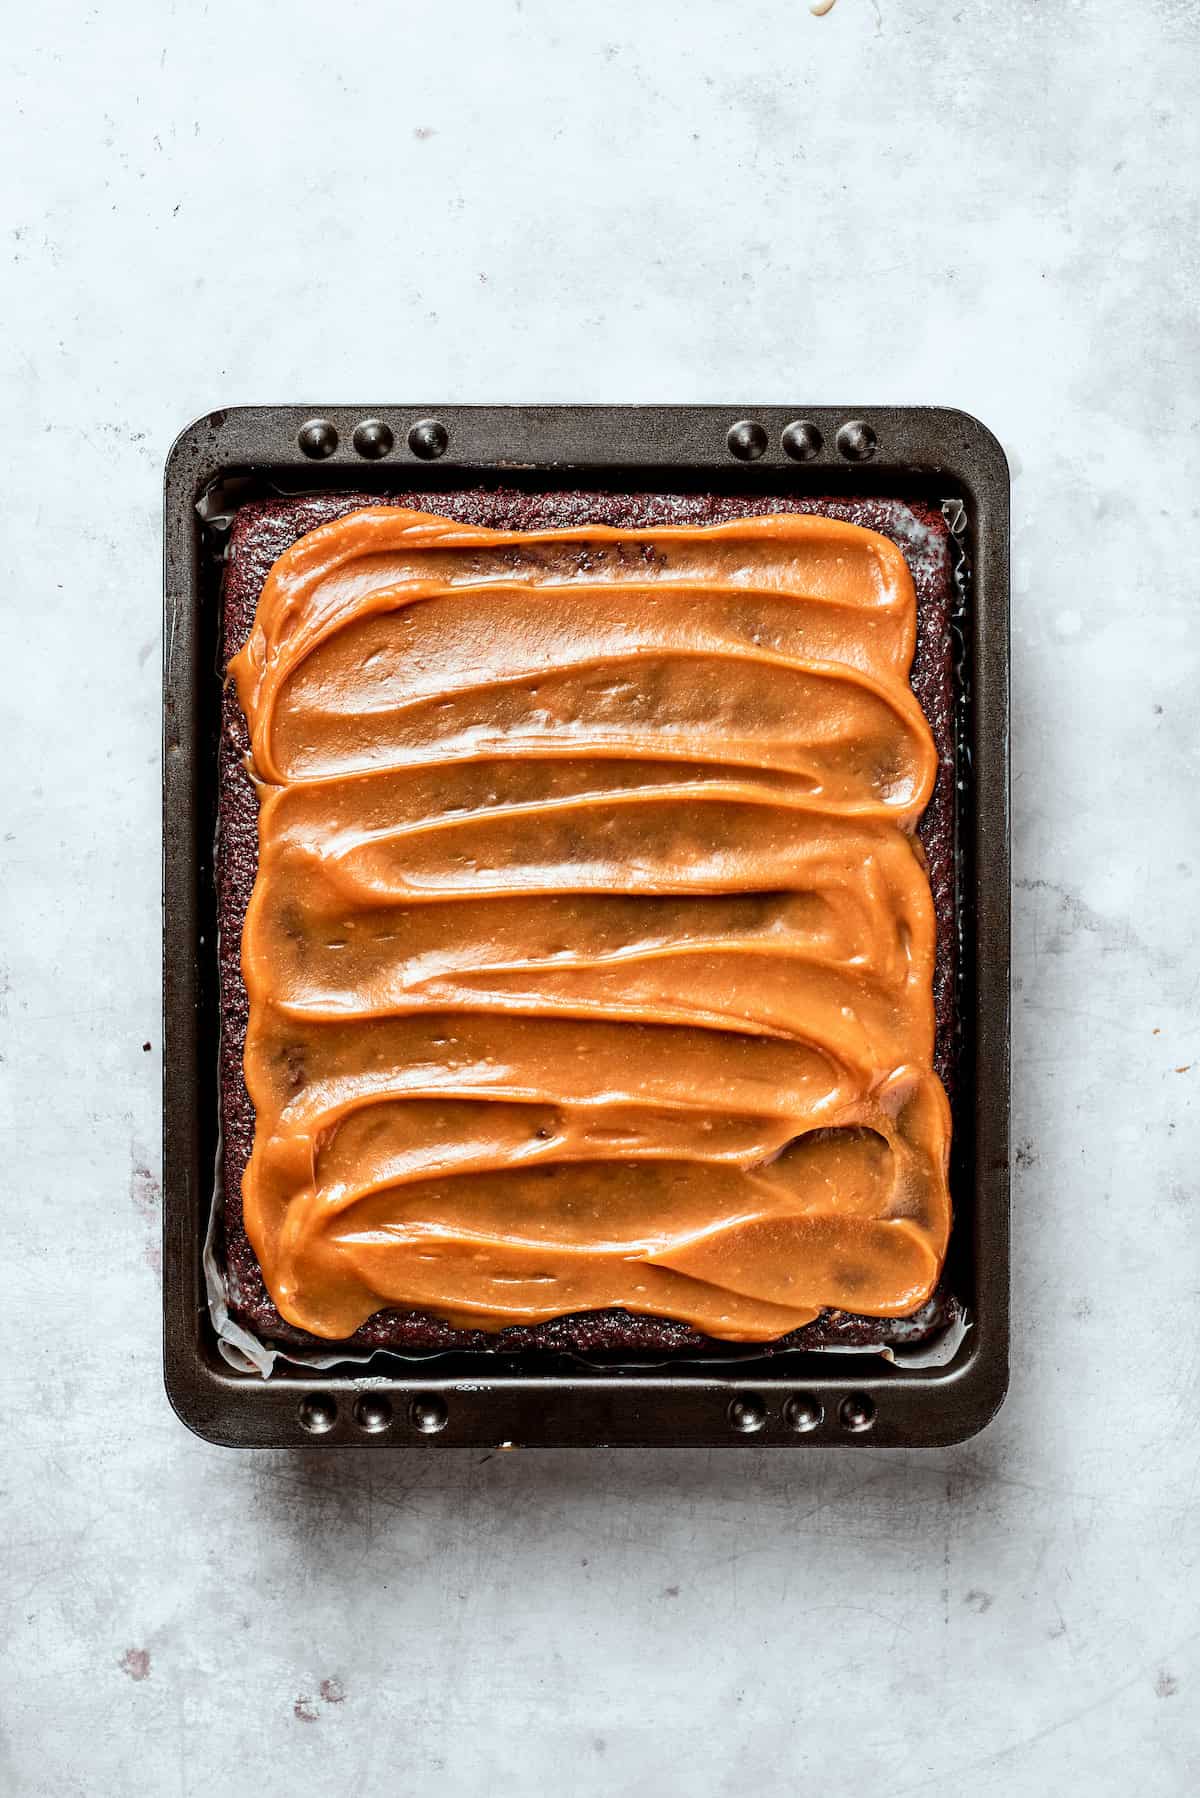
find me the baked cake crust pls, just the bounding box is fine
[217,488,958,1357]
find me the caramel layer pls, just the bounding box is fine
[230,508,951,1340]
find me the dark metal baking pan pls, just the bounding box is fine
[163,405,1010,1449]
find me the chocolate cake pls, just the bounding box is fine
[216,488,959,1359]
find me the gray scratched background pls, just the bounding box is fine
[3,0,1199,1792]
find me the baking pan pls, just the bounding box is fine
[163,405,1010,1448]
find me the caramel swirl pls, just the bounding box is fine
[230,508,951,1340]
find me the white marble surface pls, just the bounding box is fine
[4,0,1199,1790]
